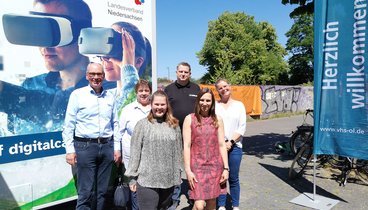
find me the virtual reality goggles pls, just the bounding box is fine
[2,12,91,47]
[78,27,123,60]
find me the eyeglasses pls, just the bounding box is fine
[88,72,104,77]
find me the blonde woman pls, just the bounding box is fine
[125,90,182,210]
[215,79,246,210]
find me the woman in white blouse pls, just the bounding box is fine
[215,79,246,210]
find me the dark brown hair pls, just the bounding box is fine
[194,88,218,128]
[176,62,191,72]
[33,0,92,23]
[134,79,152,94]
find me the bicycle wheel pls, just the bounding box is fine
[289,127,313,155]
[288,143,313,179]
[355,159,368,185]
[327,155,346,168]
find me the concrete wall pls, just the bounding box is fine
[260,85,313,118]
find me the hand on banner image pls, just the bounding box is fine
[121,29,136,66]
[104,29,136,69]
[186,171,198,190]
[114,150,122,166]
[66,152,77,166]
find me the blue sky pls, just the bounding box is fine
[156,0,298,80]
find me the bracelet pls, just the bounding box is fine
[223,167,230,172]
[225,139,229,143]
[230,139,236,145]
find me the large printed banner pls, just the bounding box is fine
[0,0,156,209]
[314,0,368,159]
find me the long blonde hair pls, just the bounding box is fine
[147,90,179,128]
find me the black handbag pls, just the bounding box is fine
[114,162,130,208]
[114,167,130,208]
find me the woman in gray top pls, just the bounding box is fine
[125,90,183,210]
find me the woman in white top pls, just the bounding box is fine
[215,79,246,210]
[119,79,151,210]
[120,79,151,167]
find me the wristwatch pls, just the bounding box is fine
[230,139,236,145]
[223,167,230,172]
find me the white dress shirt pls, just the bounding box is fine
[62,85,121,153]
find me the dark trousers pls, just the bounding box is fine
[75,140,114,210]
[137,184,174,210]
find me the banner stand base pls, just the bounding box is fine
[289,193,339,210]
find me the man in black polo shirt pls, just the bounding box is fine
[165,61,200,209]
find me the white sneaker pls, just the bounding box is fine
[218,207,226,210]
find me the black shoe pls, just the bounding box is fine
[167,201,179,210]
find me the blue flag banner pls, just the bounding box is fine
[314,0,368,159]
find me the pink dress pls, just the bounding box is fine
[189,114,223,200]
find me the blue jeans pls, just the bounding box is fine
[218,146,242,207]
[75,140,114,210]
[131,190,139,210]
[171,179,190,205]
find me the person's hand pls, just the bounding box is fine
[108,30,136,67]
[129,183,137,192]
[220,170,229,184]
[66,153,76,166]
[121,30,135,66]
[225,141,232,151]
[114,150,122,166]
[186,171,198,190]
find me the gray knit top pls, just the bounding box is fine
[125,117,183,188]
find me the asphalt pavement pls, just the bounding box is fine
[43,115,367,210]
[178,115,368,210]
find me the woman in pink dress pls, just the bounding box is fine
[183,88,229,210]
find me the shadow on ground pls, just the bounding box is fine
[242,133,294,161]
[258,163,348,203]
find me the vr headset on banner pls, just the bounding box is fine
[2,13,122,59]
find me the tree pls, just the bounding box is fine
[197,12,288,85]
[285,13,314,85]
[282,0,314,17]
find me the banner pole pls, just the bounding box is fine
[313,154,317,201]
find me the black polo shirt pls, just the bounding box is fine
[165,80,200,129]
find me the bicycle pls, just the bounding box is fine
[288,130,368,186]
[288,130,314,179]
[328,157,368,186]
[289,109,314,156]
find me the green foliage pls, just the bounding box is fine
[281,0,314,17]
[197,12,288,85]
[157,77,172,84]
[285,13,314,85]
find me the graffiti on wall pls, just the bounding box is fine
[260,86,313,116]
